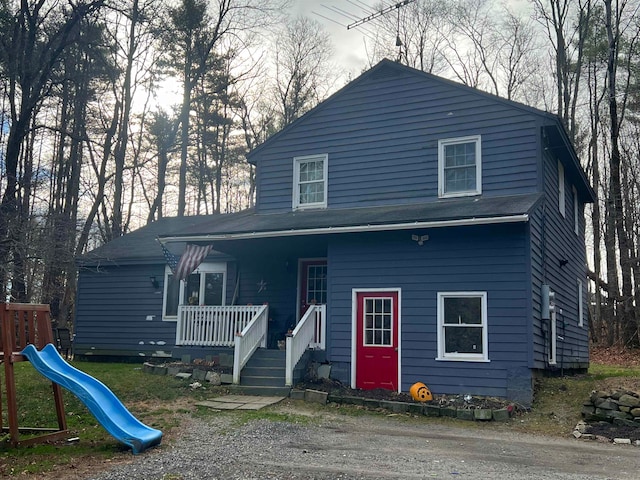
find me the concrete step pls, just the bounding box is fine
[240,374,286,387]
[244,348,286,368]
[227,385,292,397]
[239,348,287,389]
[242,365,285,377]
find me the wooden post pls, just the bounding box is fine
[0,303,68,447]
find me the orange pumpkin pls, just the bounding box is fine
[409,382,433,402]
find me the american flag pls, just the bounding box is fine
[175,243,213,281]
[160,243,180,274]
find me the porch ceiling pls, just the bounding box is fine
[159,193,542,243]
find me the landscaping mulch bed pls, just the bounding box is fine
[586,423,640,442]
[295,377,517,411]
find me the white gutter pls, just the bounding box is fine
[158,214,529,244]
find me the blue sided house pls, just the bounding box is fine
[75,59,595,405]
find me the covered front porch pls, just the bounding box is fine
[175,303,326,387]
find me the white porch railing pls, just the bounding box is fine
[176,305,266,347]
[233,304,269,384]
[285,305,326,386]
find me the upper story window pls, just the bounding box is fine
[437,291,488,362]
[293,154,328,209]
[163,263,226,321]
[438,136,482,198]
[558,160,565,217]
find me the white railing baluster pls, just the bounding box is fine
[175,305,266,348]
[286,305,326,386]
[233,304,269,384]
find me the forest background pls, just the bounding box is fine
[0,0,638,349]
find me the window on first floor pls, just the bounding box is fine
[163,263,227,320]
[437,291,488,362]
[438,135,482,198]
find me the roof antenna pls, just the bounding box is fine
[395,5,403,63]
[347,0,415,64]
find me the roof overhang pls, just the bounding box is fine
[159,213,529,244]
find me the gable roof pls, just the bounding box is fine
[158,193,542,244]
[247,59,595,203]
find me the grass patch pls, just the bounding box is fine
[589,363,640,379]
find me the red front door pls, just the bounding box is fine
[355,291,399,391]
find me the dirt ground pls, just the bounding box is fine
[25,402,640,480]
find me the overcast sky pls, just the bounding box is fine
[291,0,383,77]
[290,0,534,80]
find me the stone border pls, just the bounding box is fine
[143,365,514,423]
[142,362,233,385]
[291,389,514,423]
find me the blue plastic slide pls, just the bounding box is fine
[21,343,162,454]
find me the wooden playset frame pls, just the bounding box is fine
[0,303,68,446]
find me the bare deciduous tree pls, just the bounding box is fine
[272,16,335,128]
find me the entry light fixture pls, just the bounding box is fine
[150,276,160,290]
[411,234,429,246]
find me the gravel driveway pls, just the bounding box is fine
[86,401,637,480]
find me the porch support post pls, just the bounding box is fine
[233,333,241,384]
[260,304,268,348]
[285,334,293,386]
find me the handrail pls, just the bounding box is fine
[285,305,326,386]
[232,304,268,384]
[176,305,264,347]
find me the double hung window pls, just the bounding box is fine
[438,136,482,198]
[437,292,488,361]
[293,154,328,209]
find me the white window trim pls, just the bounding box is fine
[292,153,328,210]
[573,185,579,235]
[436,291,489,362]
[558,160,565,217]
[162,262,227,321]
[438,135,482,198]
[577,279,584,327]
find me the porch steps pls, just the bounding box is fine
[232,348,291,397]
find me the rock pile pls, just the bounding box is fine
[576,388,640,445]
[582,389,640,427]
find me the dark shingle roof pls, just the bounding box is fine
[77,215,231,266]
[159,193,543,242]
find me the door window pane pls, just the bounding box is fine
[306,264,327,304]
[363,297,393,346]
